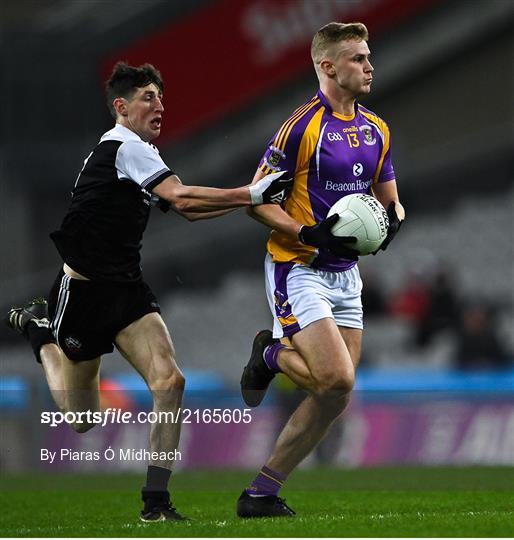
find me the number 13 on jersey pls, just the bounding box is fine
[347,133,360,148]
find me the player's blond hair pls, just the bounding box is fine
[311,22,369,76]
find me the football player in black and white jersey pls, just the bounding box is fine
[5,62,292,522]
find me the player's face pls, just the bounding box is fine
[330,39,374,97]
[124,83,164,142]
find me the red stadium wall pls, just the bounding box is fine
[101,0,441,142]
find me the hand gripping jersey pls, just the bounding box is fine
[258,90,395,272]
[51,124,172,282]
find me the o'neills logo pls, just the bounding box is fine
[325,179,371,192]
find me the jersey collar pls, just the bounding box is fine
[111,123,143,141]
[100,123,144,144]
[316,89,359,120]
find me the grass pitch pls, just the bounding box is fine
[1,467,513,537]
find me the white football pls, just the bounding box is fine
[327,194,389,255]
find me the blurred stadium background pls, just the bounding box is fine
[1,0,513,474]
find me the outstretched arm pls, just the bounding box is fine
[174,207,238,222]
[154,175,249,212]
[152,171,291,213]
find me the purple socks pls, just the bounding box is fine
[246,465,288,497]
[263,342,285,373]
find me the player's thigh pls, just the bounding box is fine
[114,312,183,388]
[265,257,338,338]
[61,351,101,412]
[338,326,363,369]
[291,317,355,392]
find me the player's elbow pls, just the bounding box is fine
[172,196,194,213]
[159,184,196,213]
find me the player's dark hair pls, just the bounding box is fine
[105,62,164,119]
[311,22,369,65]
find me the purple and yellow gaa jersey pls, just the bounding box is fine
[258,90,395,272]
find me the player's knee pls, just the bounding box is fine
[170,370,185,391]
[149,368,185,397]
[315,369,355,401]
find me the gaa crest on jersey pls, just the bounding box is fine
[360,125,376,145]
[265,146,286,171]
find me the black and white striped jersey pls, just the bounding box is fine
[50,124,173,282]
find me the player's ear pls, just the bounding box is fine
[113,97,128,117]
[319,59,336,77]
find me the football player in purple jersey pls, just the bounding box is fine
[238,22,405,518]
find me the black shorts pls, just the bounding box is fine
[48,270,161,362]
